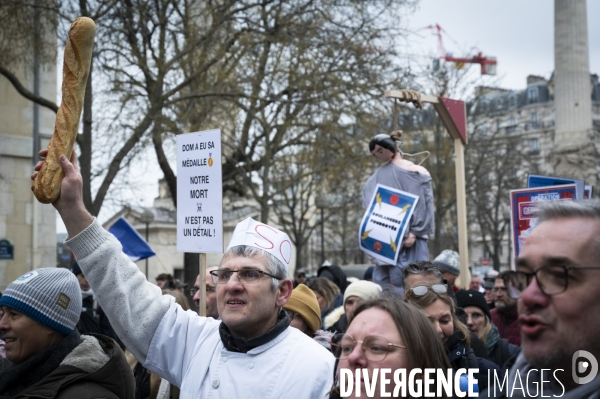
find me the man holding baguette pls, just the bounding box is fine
[32,151,334,398]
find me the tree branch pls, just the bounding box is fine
[0,65,58,113]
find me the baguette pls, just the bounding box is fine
[32,17,96,203]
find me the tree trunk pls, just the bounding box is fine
[79,64,94,214]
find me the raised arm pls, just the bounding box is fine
[32,150,94,238]
[32,150,173,362]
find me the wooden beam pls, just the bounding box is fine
[453,139,470,288]
[384,90,439,104]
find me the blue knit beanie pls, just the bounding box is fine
[0,268,82,335]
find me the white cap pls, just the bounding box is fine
[226,217,292,269]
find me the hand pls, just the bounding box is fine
[31,149,93,236]
[403,232,417,248]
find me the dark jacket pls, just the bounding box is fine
[13,334,134,399]
[446,332,501,393]
[327,314,348,334]
[77,294,123,348]
[491,307,521,346]
[484,325,520,370]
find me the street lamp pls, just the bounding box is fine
[502,206,512,270]
[140,208,155,280]
[315,194,330,266]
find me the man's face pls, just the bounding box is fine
[193,267,219,318]
[464,306,486,335]
[404,273,442,291]
[295,272,307,284]
[76,273,90,291]
[441,271,457,286]
[494,278,517,311]
[217,254,291,338]
[0,307,60,364]
[156,279,166,288]
[205,266,218,318]
[469,276,481,291]
[370,144,394,162]
[517,218,600,374]
[485,288,495,304]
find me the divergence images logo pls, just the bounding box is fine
[572,350,598,385]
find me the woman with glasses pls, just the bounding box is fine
[329,298,452,399]
[456,289,520,369]
[404,284,500,392]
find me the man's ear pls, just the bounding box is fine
[276,279,293,308]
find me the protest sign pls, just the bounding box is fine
[510,184,577,263]
[176,129,223,253]
[527,174,584,200]
[359,184,418,265]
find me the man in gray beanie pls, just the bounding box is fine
[433,249,461,292]
[0,268,134,398]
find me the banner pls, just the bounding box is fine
[176,129,223,253]
[510,184,577,263]
[527,174,584,200]
[108,217,156,262]
[358,184,418,265]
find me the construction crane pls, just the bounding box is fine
[423,23,497,76]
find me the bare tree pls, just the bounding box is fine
[464,109,530,270]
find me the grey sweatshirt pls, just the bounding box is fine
[362,162,435,238]
[66,219,173,363]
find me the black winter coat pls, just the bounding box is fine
[13,334,134,399]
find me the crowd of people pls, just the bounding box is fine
[0,147,599,399]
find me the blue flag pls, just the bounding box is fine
[108,217,155,262]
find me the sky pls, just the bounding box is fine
[57,0,600,233]
[403,0,600,91]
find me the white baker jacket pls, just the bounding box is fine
[145,304,335,398]
[68,220,335,399]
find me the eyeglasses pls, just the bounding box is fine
[331,334,406,362]
[410,284,447,296]
[492,287,507,294]
[189,285,216,296]
[209,269,281,284]
[503,265,600,299]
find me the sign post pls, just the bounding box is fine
[177,129,223,316]
[384,90,470,287]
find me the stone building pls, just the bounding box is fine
[0,49,57,290]
[466,73,600,270]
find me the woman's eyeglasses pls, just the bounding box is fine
[331,334,406,362]
[410,284,447,296]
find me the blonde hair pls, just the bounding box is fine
[306,277,340,311]
[404,288,471,348]
[477,315,493,346]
